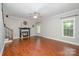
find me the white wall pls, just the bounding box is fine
[0,4,5,55]
[41,9,79,45]
[4,6,79,45]
[4,16,38,39]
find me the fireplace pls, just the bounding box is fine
[19,28,30,38]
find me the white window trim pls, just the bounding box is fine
[62,16,75,38]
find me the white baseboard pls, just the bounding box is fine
[0,42,5,56]
[13,37,19,39]
[42,36,79,46]
[13,35,35,39]
[0,38,14,56]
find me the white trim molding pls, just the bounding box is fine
[61,16,75,38]
[41,35,79,46]
[0,42,5,56]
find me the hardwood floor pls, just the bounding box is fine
[2,36,79,56]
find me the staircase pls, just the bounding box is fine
[4,25,13,42]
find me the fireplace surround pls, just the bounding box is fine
[19,28,30,38]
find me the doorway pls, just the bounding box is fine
[36,22,41,36]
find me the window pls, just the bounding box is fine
[62,17,75,38]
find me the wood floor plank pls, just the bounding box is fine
[2,36,79,56]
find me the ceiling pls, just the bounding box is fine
[3,3,79,19]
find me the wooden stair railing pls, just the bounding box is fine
[4,25,13,40]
